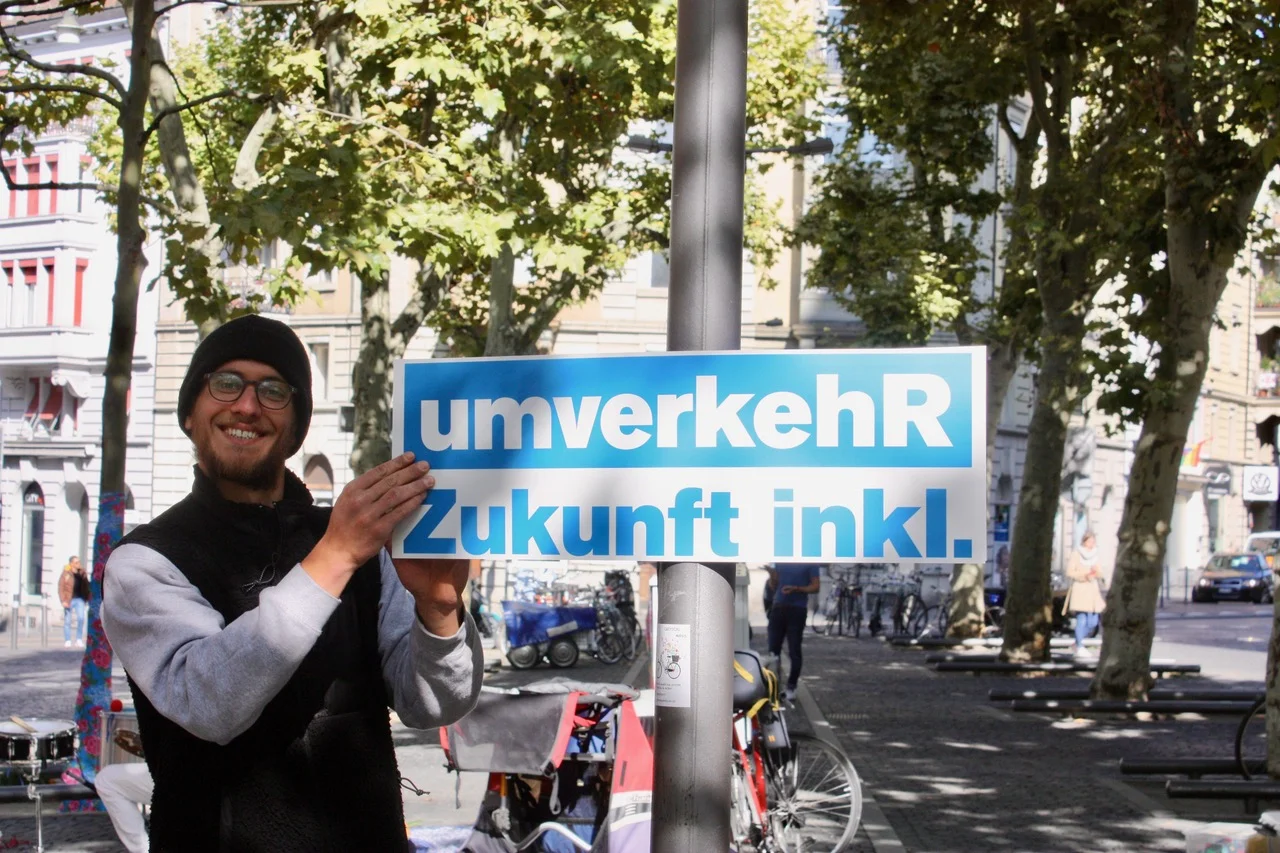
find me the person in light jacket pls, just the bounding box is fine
[1063,531,1106,656]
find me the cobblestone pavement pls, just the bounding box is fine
[791,630,1263,852]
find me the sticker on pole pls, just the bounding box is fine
[655,623,691,708]
[391,348,987,563]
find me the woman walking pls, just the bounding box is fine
[58,555,90,647]
[1063,532,1106,657]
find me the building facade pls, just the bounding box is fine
[0,7,161,609]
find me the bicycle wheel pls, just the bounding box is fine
[846,594,862,639]
[623,615,642,660]
[730,750,764,851]
[595,629,624,665]
[1236,696,1267,779]
[820,592,840,636]
[935,597,951,636]
[767,732,861,852]
[983,606,1005,636]
[896,593,928,639]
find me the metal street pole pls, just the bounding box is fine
[650,0,746,847]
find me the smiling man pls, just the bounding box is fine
[102,314,482,853]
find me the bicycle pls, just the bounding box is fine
[818,568,863,638]
[730,649,861,852]
[468,579,505,651]
[933,594,1003,638]
[1236,695,1267,779]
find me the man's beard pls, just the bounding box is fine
[197,432,291,491]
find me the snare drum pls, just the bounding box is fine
[0,718,76,765]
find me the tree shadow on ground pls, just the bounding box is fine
[784,634,1267,852]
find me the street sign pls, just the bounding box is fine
[1203,464,1232,499]
[391,347,987,563]
[1243,465,1280,502]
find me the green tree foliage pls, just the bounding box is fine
[165,0,823,467]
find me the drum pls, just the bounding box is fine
[0,718,76,766]
[100,709,144,767]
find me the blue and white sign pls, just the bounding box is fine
[391,348,987,563]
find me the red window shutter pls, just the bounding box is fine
[45,156,58,214]
[74,259,88,326]
[19,259,37,285]
[1,260,13,283]
[43,257,55,323]
[22,158,40,216]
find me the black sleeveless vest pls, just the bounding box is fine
[117,468,409,852]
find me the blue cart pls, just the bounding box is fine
[502,600,599,669]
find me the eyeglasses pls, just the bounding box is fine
[204,371,296,410]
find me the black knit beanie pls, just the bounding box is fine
[177,315,313,456]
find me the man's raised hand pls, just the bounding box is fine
[302,452,434,596]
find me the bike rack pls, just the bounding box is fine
[1166,779,1280,813]
[926,653,1180,665]
[888,637,967,648]
[932,661,1201,676]
[1005,698,1256,715]
[889,636,1095,650]
[1121,758,1265,779]
[988,687,1262,702]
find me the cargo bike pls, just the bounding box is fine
[440,681,653,852]
[440,654,862,852]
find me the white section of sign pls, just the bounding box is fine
[389,466,988,564]
[1243,465,1280,502]
[654,623,691,708]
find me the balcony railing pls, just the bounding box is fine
[1258,371,1279,396]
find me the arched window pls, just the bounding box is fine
[21,484,45,597]
[304,455,335,507]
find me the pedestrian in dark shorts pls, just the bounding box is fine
[766,562,821,701]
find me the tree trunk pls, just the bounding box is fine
[947,337,1022,639]
[76,0,155,779]
[1269,594,1280,778]
[118,0,226,326]
[1092,190,1265,701]
[483,242,521,357]
[351,269,396,474]
[1000,307,1086,662]
[350,267,445,474]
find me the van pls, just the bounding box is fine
[1244,532,1280,568]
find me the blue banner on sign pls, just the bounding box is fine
[399,350,974,469]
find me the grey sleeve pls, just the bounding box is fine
[375,551,483,729]
[102,543,342,745]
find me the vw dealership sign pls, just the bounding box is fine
[1243,465,1280,502]
[392,348,987,563]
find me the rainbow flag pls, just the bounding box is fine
[1182,438,1209,468]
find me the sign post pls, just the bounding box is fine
[655,0,745,845]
